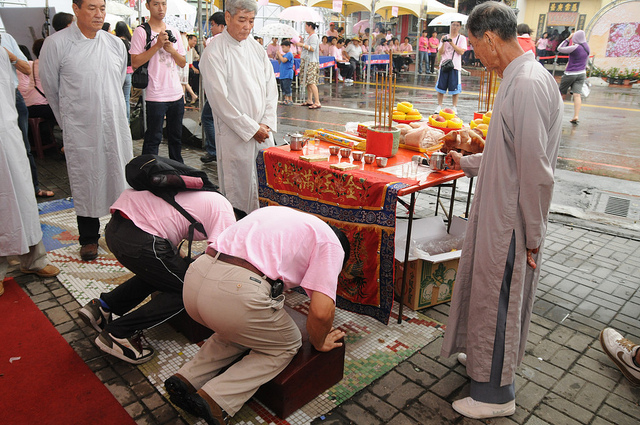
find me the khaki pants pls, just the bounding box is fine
[0,240,48,281]
[178,253,302,416]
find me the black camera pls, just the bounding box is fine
[165,30,177,44]
[442,37,452,43]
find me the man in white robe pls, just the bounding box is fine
[0,47,59,295]
[40,0,133,262]
[199,0,278,216]
[441,2,563,419]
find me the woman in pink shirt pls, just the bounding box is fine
[427,31,439,74]
[375,39,389,54]
[266,37,279,59]
[362,38,369,53]
[418,30,429,74]
[319,35,330,56]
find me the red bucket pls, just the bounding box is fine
[365,126,400,158]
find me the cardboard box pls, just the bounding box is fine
[394,216,466,310]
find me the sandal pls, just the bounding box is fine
[569,118,579,124]
[309,104,321,109]
[300,102,312,107]
[36,189,55,198]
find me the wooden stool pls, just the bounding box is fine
[167,310,213,344]
[28,118,57,158]
[254,305,346,419]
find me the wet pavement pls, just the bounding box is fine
[12,68,640,424]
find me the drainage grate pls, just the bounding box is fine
[604,197,631,217]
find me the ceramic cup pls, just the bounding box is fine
[352,151,363,161]
[364,153,376,164]
[376,156,388,167]
[339,148,352,158]
[329,146,340,155]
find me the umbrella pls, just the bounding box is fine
[375,0,422,20]
[307,0,370,16]
[428,12,468,26]
[423,0,457,16]
[267,0,303,7]
[278,6,322,22]
[352,19,369,35]
[164,15,194,33]
[106,0,134,16]
[256,23,299,39]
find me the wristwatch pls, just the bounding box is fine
[11,59,17,65]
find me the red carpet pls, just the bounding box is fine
[0,278,136,425]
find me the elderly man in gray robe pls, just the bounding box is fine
[199,0,278,217]
[0,46,60,295]
[40,0,132,262]
[442,2,563,420]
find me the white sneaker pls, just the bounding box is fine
[338,75,344,82]
[452,397,516,419]
[457,352,467,366]
[452,106,458,114]
[96,330,155,364]
[345,78,353,83]
[435,105,442,113]
[600,327,640,386]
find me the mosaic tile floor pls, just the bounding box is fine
[40,199,445,425]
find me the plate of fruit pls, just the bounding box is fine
[392,102,423,123]
[468,110,491,137]
[428,108,463,133]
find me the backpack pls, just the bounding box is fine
[125,154,219,261]
[131,23,151,89]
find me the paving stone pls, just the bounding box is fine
[575,354,623,382]
[543,305,573,323]
[533,403,582,425]
[404,392,458,424]
[429,371,467,399]
[132,380,157,399]
[408,352,450,379]
[95,366,118,382]
[353,392,398,422]
[106,380,138,405]
[547,327,576,345]
[125,401,146,419]
[549,347,581,369]
[151,404,179,424]
[386,381,425,409]
[339,401,383,424]
[386,412,417,425]
[516,381,548,411]
[395,360,438,387]
[25,280,48,295]
[521,355,565,381]
[551,374,587,399]
[531,339,563,361]
[143,392,166,411]
[573,382,610,413]
[370,371,407,398]
[31,292,54,303]
[596,404,639,425]
[44,305,73,325]
[523,416,551,425]
[530,314,557,331]
[543,395,594,424]
[569,364,618,391]
[134,414,155,425]
[565,333,596,352]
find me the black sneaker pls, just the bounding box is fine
[78,298,112,333]
[200,153,216,163]
[95,330,155,364]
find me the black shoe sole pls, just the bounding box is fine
[183,393,223,425]
[165,376,192,411]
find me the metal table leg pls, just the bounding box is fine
[398,192,416,324]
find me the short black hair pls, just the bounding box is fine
[209,11,225,26]
[19,45,32,61]
[281,40,291,47]
[467,1,517,41]
[115,21,131,41]
[305,22,318,30]
[517,23,532,35]
[52,12,74,31]
[328,224,351,270]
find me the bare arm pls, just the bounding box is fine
[4,48,31,75]
[306,291,345,352]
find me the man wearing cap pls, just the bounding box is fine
[345,36,363,80]
[326,22,338,38]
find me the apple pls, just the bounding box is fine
[443,108,455,114]
[435,116,446,122]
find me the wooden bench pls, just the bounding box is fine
[254,305,346,418]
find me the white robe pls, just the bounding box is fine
[441,52,563,386]
[200,29,278,214]
[0,49,42,256]
[39,23,133,218]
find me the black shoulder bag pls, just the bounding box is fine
[440,35,460,74]
[131,23,152,89]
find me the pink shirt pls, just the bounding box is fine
[213,206,345,301]
[330,45,345,61]
[399,43,413,52]
[110,189,236,247]
[375,45,389,54]
[427,37,439,53]
[319,42,331,56]
[266,43,279,59]
[130,24,185,102]
[18,60,47,107]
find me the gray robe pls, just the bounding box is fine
[39,23,132,218]
[0,49,42,256]
[200,29,278,214]
[441,52,563,386]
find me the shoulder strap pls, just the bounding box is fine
[157,192,207,262]
[32,62,47,99]
[143,22,152,50]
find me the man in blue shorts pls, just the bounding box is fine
[435,21,467,114]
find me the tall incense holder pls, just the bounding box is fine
[366,62,400,158]
[474,69,500,120]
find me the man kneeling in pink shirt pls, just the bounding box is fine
[165,206,350,425]
[78,188,236,364]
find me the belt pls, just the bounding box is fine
[206,247,279,288]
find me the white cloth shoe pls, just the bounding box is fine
[600,327,640,386]
[452,397,516,419]
[345,78,353,83]
[457,352,467,366]
[338,74,344,82]
[435,105,442,113]
[452,106,458,114]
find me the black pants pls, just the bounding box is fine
[102,213,189,338]
[337,62,353,80]
[77,216,100,246]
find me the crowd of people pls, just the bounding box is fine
[1,0,609,424]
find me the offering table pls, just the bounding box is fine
[257,141,465,324]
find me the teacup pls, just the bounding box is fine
[352,151,363,161]
[339,148,352,158]
[329,146,340,155]
[376,157,388,167]
[364,153,376,164]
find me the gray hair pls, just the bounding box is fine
[467,1,517,42]
[226,0,257,16]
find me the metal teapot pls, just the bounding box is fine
[284,132,308,151]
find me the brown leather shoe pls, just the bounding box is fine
[80,244,99,261]
[181,390,228,425]
[20,264,60,278]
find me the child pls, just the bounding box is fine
[276,40,294,105]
